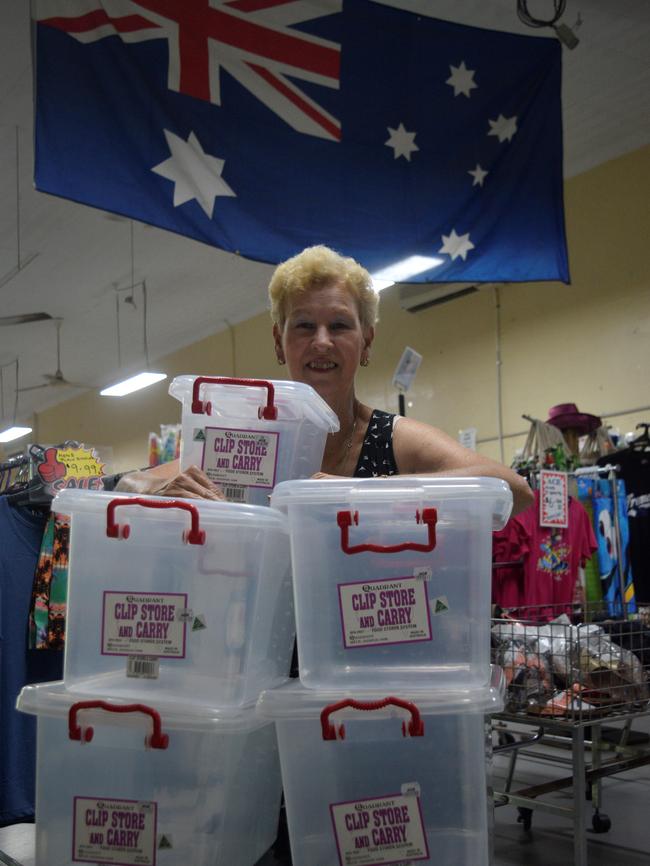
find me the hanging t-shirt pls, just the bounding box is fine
[0,498,63,826]
[513,490,597,621]
[600,448,650,602]
[492,520,528,610]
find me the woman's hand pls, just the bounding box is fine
[116,465,225,501]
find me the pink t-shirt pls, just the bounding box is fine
[492,520,528,609]
[513,490,597,621]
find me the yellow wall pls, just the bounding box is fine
[31,145,650,474]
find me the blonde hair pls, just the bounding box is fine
[268,245,379,330]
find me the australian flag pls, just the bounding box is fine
[33,0,569,283]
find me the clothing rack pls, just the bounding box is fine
[0,453,29,493]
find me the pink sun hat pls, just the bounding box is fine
[546,402,602,435]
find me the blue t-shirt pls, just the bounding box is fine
[0,497,63,825]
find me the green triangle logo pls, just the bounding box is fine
[193,428,206,442]
[192,615,207,632]
[435,599,448,613]
[158,835,173,850]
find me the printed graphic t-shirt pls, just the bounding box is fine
[513,490,597,620]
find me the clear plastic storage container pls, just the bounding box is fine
[18,682,282,866]
[169,375,339,504]
[56,488,294,707]
[271,477,512,690]
[257,667,504,866]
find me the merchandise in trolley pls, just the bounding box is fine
[491,602,650,866]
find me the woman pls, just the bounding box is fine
[269,244,532,512]
[121,245,532,514]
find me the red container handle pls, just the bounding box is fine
[106,497,206,545]
[190,376,278,420]
[337,507,437,554]
[321,696,424,741]
[69,700,169,750]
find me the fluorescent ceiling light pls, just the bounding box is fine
[0,425,32,443]
[100,372,167,397]
[371,255,444,292]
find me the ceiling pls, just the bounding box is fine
[1,0,649,426]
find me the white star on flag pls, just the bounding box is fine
[385,123,419,161]
[439,229,475,261]
[151,130,236,218]
[468,164,488,187]
[488,114,518,143]
[446,61,477,98]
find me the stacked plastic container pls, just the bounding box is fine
[261,476,513,866]
[169,375,339,504]
[17,376,338,866]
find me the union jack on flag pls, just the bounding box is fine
[33,0,569,282]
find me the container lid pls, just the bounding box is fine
[17,681,270,733]
[53,488,289,533]
[271,476,513,530]
[257,666,505,720]
[169,375,339,432]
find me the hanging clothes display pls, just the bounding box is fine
[0,497,63,826]
[28,512,70,650]
[577,476,636,615]
[507,490,597,621]
[492,521,528,610]
[599,439,650,602]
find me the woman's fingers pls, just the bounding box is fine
[160,466,225,500]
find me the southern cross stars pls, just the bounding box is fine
[468,164,488,187]
[446,61,477,98]
[152,129,236,218]
[385,123,419,161]
[488,114,518,143]
[439,229,475,262]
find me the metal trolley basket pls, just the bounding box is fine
[490,602,650,866]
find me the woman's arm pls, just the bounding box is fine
[115,461,225,500]
[392,417,534,516]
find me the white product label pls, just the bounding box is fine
[201,427,279,489]
[73,797,157,865]
[330,791,429,865]
[102,592,188,659]
[338,577,432,649]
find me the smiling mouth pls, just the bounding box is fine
[307,361,337,370]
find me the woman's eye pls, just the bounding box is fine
[294,321,314,329]
[331,321,350,330]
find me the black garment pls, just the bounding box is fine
[599,448,650,602]
[353,409,400,477]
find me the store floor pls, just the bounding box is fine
[2,716,649,866]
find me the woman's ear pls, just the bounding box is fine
[360,326,374,367]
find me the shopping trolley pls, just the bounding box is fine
[490,602,650,866]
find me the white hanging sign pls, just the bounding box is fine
[539,470,569,528]
[392,347,422,393]
[458,427,477,450]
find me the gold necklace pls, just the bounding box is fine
[332,413,358,472]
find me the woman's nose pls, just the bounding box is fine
[312,325,333,349]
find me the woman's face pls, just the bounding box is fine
[274,281,373,406]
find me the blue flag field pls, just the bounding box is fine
[33,0,570,283]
